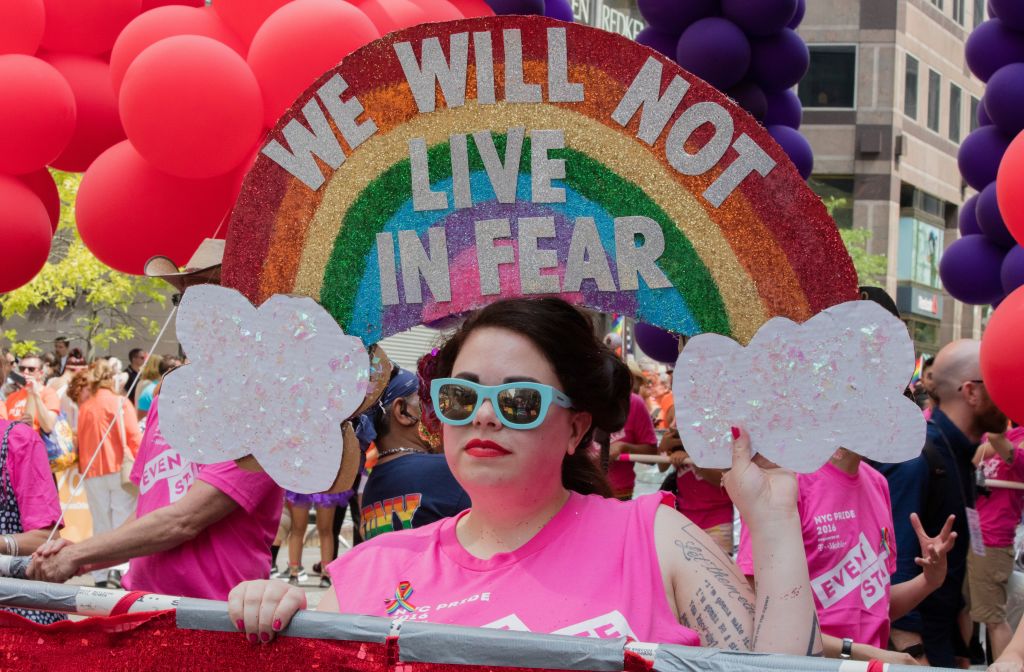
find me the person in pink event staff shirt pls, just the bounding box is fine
[29,395,283,600]
[968,426,1024,660]
[605,382,658,500]
[737,447,955,664]
[229,298,823,656]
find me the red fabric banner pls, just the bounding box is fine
[0,610,611,672]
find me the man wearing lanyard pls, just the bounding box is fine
[875,339,1009,668]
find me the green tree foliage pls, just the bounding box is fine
[822,195,888,287]
[0,170,169,357]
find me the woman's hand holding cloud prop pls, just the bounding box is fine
[673,301,926,473]
[159,286,370,493]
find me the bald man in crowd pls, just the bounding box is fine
[875,340,1009,667]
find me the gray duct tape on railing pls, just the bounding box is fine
[0,577,78,612]
[653,645,958,672]
[398,620,627,670]
[175,598,393,643]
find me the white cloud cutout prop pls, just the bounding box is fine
[159,285,369,493]
[673,300,926,473]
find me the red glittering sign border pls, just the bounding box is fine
[224,16,856,345]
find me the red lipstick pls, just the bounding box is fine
[465,439,511,457]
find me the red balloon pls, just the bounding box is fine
[0,176,52,293]
[981,284,1024,424]
[408,0,465,21]
[37,52,126,172]
[213,0,292,47]
[0,55,76,174]
[76,141,238,274]
[0,0,45,55]
[446,0,495,17]
[997,130,1024,248]
[248,0,379,128]
[110,6,245,94]
[17,168,61,233]
[40,0,142,56]
[354,0,431,34]
[120,35,263,179]
[141,0,203,9]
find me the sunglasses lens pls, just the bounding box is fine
[437,383,478,422]
[496,387,543,426]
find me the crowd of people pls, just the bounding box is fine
[3,300,1024,670]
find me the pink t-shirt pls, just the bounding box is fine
[976,428,1024,548]
[327,491,700,645]
[737,462,897,649]
[0,420,61,531]
[675,469,732,529]
[606,393,658,495]
[123,399,283,600]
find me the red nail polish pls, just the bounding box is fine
[236,619,244,631]
[273,619,282,631]
[260,632,270,643]
[731,427,740,440]
[248,633,258,644]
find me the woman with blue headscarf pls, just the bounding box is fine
[355,366,469,541]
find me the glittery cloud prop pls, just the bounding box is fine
[160,285,370,493]
[673,300,925,473]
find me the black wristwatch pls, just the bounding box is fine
[840,638,854,659]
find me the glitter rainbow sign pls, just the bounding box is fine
[223,16,857,345]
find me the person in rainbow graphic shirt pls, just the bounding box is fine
[230,298,823,656]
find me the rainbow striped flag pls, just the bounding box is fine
[910,355,925,386]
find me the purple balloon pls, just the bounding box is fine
[768,125,813,179]
[984,63,1024,136]
[959,194,984,236]
[748,28,809,93]
[940,235,1008,305]
[990,0,1024,30]
[965,19,1024,82]
[722,0,798,36]
[764,89,802,128]
[634,322,680,364]
[727,80,768,120]
[958,126,1012,191]
[485,0,545,14]
[544,0,574,22]
[1002,245,1024,294]
[676,18,752,91]
[637,0,718,36]
[977,182,1019,248]
[978,95,993,126]
[787,0,806,28]
[635,26,679,58]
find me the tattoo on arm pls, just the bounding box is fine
[750,596,769,649]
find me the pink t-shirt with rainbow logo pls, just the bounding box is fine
[737,462,897,649]
[327,491,700,645]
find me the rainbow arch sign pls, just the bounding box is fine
[223,15,857,346]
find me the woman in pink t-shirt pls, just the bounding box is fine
[230,298,823,656]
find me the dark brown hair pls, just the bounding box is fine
[432,298,632,497]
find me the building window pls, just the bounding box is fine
[798,45,857,109]
[974,0,986,27]
[810,176,854,228]
[927,69,941,132]
[906,318,940,350]
[953,0,965,24]
[949,84,962,143]
[905,55,919,119]
[970,96,981,131]
[930,0,944,9]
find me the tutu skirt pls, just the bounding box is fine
[285,489,355,508]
